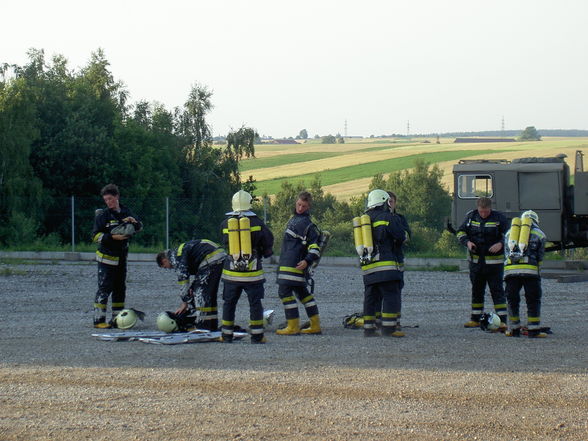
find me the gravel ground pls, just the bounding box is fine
[0,260,587,440]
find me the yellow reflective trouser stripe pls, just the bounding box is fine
[112,302,125,308]
[506,264,538,271]
[361,260,399,270]
[222,320,234,326]
[528,317,540,323]
[372,220,389,227]
[177,243,185,256]
[382,312,399,318]
[364,315,376,320]
[94,303,107,310]
[250,319,264,326]
[279,266,304,274]
[177,280,188,285]
[96,251,119,264]
[282,296,296,303]
[198,307,216,312]
[495,303,507,309]
[472,303,484,308]
[223,269,264,277]
[485,255,504,260]
[301,295,313,303]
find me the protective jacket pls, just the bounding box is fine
[92,204,142,265]
[504,223,546,278]
[221,213,274,284]
[170,240,227,301]
[361,204,406,285]
[456,209,508,265]
[277,211,321,286]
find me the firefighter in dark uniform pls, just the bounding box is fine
[92,184,142,328]
[503,210,547,338]
[220,190,274,344]
[361,189,407,337]
[275,191,322,335]
[156,239,227,331]
[456,196,508,328]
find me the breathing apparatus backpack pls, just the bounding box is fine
[227,216,253,271]
[352,214,375,265]
[506,216,533,263]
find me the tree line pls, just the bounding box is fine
[1,49,457,256]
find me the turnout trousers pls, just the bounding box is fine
[506,276,542,332]
[277,284,319,320]
[469,262,507,322]
[94,257,127,323]
[187,263,222,331]
[364,280,401,333]
[222,282,265,342]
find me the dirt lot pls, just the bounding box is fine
[0,260,586,440]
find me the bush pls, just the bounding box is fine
[434,230,463,257]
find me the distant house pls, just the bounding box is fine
[264,139,300,145]
[454,138,516,143]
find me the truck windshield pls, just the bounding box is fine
[458,174,493,198]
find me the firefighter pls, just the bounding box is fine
[360,189,407,337]
[156,239,227,331]
[456,197,508,329]
[276,191,323,335]
[503,210,547,338]
[220,190,274,344]
[92,184,142,328]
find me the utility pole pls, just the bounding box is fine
[501,116,505,138]
[344,119,348,137]
[407,120,410,137]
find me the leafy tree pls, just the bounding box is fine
[299,129,308,139]
[321,135,336,144]
[518,126,541,141]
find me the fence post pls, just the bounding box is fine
[165,197,169,249]
[71,196,75,252]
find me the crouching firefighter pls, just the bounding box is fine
[220,190,274,343]
[503,210,548,338]
[276,191,326,336]
[156,239,227,331]
[355,189,406,337]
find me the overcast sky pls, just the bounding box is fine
[3,0,587,138]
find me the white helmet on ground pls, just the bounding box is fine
[367,189,390,209]
[480,312,501,331]
[232,190,253,212]
[521,210,539,224]
[115,309,138,329]
[156,311,179,333]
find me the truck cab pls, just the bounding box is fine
[450,151,588,250]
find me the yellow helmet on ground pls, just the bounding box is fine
[115,309,138,329]
[521,210,539,223]
[367,189,389,209]
[156,312,179,333]
[232,190,253,212]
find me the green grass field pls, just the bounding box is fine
[253,149,505,195]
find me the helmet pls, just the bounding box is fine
[480,312,501,331]
[115,309,138,329]
[367,189,390,209]
[156,311,179,333]
[521,210,539,223]
[263,309,274,327]
[232,190,253,211]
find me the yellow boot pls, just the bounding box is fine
[300,315,322,335]
[276,318,300,335]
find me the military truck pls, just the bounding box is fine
[449,150,588,251]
